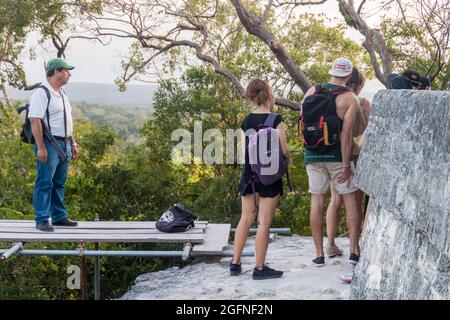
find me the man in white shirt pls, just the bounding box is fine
[28,58,79,232]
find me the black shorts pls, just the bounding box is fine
[239,179,283,198]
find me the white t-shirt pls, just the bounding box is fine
[28,81,73,138]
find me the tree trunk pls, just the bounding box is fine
[231,0,312,93]
[0,78,12,109]
[338,0,393,87]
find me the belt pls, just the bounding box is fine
[53,136,72,141]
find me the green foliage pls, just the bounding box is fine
[381,17,450,90]
[0,102,35,215]
[0,0,102,88]
[0,253,76,299]
[72,102,151,143]
[0,0,44,87]
[282,14,373,87]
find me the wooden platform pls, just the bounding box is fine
[0,220,207,244]
[0,220,232,255]
[192,224,231,255]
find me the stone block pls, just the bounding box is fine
[352,90,450,300]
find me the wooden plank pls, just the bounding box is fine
[0,227,205,235]
[0,233,204,243]
[192,224,231,254]
[0,221,207,230]
[0,220,208,224]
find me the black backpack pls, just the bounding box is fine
[16,85,51,145]
[155,204,198,233]
[299,84,350,153]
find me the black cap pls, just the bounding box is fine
[402,70,422,86]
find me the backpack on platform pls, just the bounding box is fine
[156,204,198,233]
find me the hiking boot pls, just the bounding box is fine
[349,253,360,265]
[312,256,325,267]
[326,245,343,258]
[252,265,283,280]
[36,221,54,232]
[52,218,78,227]
[229,262,242,276]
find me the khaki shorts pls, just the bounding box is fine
[306,162,358,195]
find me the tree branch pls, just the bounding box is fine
[263,0,274,22]
[24,83,41,91]
[338,0,393,86]
[51,35,66,58]
[275,97,301,110]
[0,78,12,109]
[90,1,301,110]
[231,0,312,93]
[273,0,327,6]
[357,0,367,14]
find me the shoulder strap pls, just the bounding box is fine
[329,86,351,95]
[38,85,51,131]
[314,84,324,94]
[263,112,279,128]
[61,90,67,139]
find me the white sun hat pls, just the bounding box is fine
[328,57,353,77]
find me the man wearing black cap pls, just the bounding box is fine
[387,69,422,90]
[402,70,422,89]
[28,58,79,232]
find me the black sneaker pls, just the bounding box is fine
[52,218,78,227]
[229,262,242,276]
[312,256,325,267]
[349,253,360,265]
[252,265,283,280]
[36,221,54,232]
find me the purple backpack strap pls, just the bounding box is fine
[263,112,279,128]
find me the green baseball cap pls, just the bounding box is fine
[46,58,75,73]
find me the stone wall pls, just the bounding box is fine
[351,90,450,300]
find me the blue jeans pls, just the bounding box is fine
[33,140,71,223]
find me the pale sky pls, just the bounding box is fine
[23,32,134,85]
[22,1,385,95]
